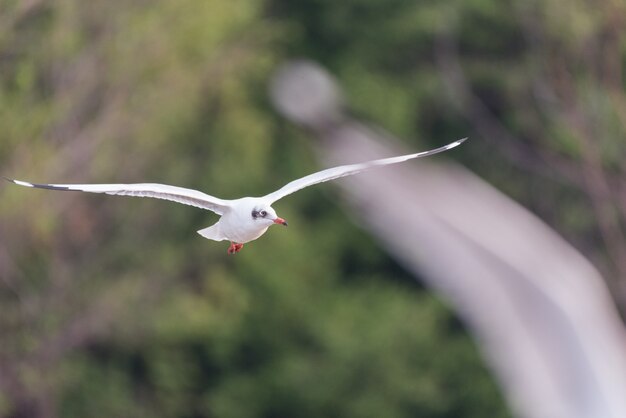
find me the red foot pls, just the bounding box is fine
[227,242,244,255]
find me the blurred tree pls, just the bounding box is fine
[271,0,626,305]
[7,0,623,416]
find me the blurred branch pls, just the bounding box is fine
[553,63,626,294]
[435,11,626,303]
[434,31,585,187]
[0,0,48,35]
[516,0,626,291]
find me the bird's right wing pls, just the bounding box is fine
[4,179,232,215]
[263,138,466,203]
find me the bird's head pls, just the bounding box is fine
[251,205,288,227]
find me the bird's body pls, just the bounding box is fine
[5,138,466,254]
[200,197,274,242]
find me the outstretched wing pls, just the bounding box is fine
[263,138,466,203]
[4,178,231,215]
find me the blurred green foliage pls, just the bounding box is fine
[2,0,624,416]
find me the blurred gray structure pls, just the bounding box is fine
[270,61,626,418]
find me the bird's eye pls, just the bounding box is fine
[260,210,267,217]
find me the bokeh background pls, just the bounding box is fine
[1,0,625,416]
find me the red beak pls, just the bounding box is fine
[273,217,288,226]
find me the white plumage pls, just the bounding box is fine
[6,138,466,254]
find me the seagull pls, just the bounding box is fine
[5,138,466,254]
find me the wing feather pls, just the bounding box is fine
[264,138,466,203]
[4,179,231,215]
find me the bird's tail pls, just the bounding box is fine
[197,222,226,242]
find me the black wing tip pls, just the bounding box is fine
[31,183,71,190]
[3,177,72,190]
[3,176,25,186]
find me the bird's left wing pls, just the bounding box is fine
[263,138,466,203]
[4,179,232,215]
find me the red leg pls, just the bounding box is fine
[227,242,244,254]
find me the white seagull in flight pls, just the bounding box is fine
[5,138,466,254]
